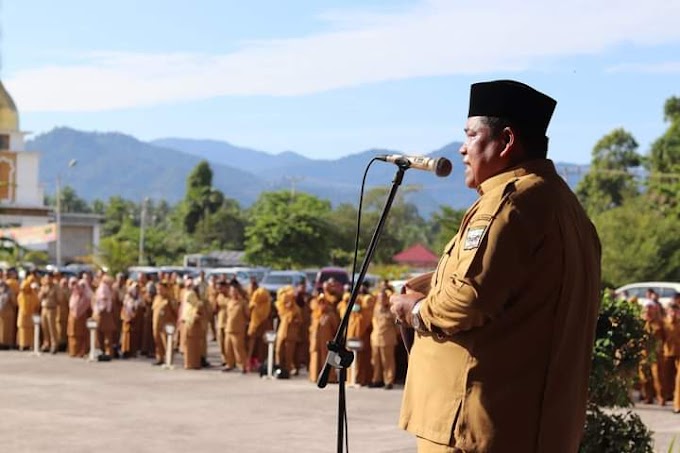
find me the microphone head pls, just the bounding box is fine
[434,157,453,177]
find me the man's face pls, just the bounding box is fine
[459,116,505,188]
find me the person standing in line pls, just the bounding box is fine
[181,278,203,370]
[0,280,17,349]
[67,278,92,358]
[308,293,339,383]
[662,298,680,413]
[56,276,70,352]
[223,280,250,373]
[275,286,301,376]
[120,282,142,359]
[93,276,115,359]
[247,276,272,370]
[16,276,40,351]
[370,289,397,389]
[38,274,60,354]
[152,280,178,366]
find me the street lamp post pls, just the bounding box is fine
[56,159,77,267]
[138,197,149,265]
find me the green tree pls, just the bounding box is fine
[429,205,466,254]
[98,220,140,274]
[102,196,138,237]
[244,191,333,268]
[45,185,92,213]
[576,128,641,216]
[647,97,680,216]
[593,199,680,287]
[182,161,225,234]
[360,186,428,263]
[579,292,654,452]
[194,198,246,251]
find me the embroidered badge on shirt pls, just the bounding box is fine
[463,226,486,250]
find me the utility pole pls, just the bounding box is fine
[138,197,149,265]
[55,159,78,267]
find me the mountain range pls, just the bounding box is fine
[29,127,587,217]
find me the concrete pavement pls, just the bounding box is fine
[0,346,677,453]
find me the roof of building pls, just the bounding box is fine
[393,243,439,265]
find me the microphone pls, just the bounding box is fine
[377,154,452,177]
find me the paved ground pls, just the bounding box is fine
[0,345,678,453]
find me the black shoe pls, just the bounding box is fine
[368,381,385,388]
[222,366,233,372]
[384,383,393,390]
[152,360,163,366]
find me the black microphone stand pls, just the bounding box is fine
[317,161,409,453]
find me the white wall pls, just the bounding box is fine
[14,151,43,206]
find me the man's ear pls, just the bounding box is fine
[498,127,516,159]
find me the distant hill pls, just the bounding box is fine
[151,138,312,174]
[31,128,587,217]
[30,127,264,204]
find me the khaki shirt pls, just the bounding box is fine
[400,160,601,452]
[664,318,680,357]
[225,297,249,334]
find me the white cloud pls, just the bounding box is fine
[608,61,680,73]
[7,0,680,112]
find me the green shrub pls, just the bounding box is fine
[580,291,655,452]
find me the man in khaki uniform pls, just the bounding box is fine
[39,275,60,354]
[56,276,70,352]
[391,80,601,452]
[663,299,680,413]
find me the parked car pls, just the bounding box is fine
[353,273,380,290]
[127,266,160,282]
[260,270,308,299]
[615,281,680,308]
[313,267,350,294]
[205,268,250,286]
[159,266,199,279]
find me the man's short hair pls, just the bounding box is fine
[481,116,550,158]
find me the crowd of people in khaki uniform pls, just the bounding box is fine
[628,289,680,414]
[0,267,402,389]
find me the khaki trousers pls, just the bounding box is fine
[217,326,227,364]
[153,326,170,362]
[276,338,296,372]
[225,331,247,370]
[371,345,395,385]
[639,360,664,404]
[40,308,59,352]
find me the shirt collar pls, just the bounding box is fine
[477,159,557,195]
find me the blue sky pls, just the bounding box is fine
[2,0,680,164]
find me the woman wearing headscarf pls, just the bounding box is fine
[222,280,250,372]
[120,282,142,358]
[93,276,115,358]
[181,278,204,370]
[275,286,302,376]
[308,292,339,383]
[67,278,92,357]
[16,277,40,350]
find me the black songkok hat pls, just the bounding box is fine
[468,80,557,136]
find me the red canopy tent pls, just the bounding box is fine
[392,243,439,269]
